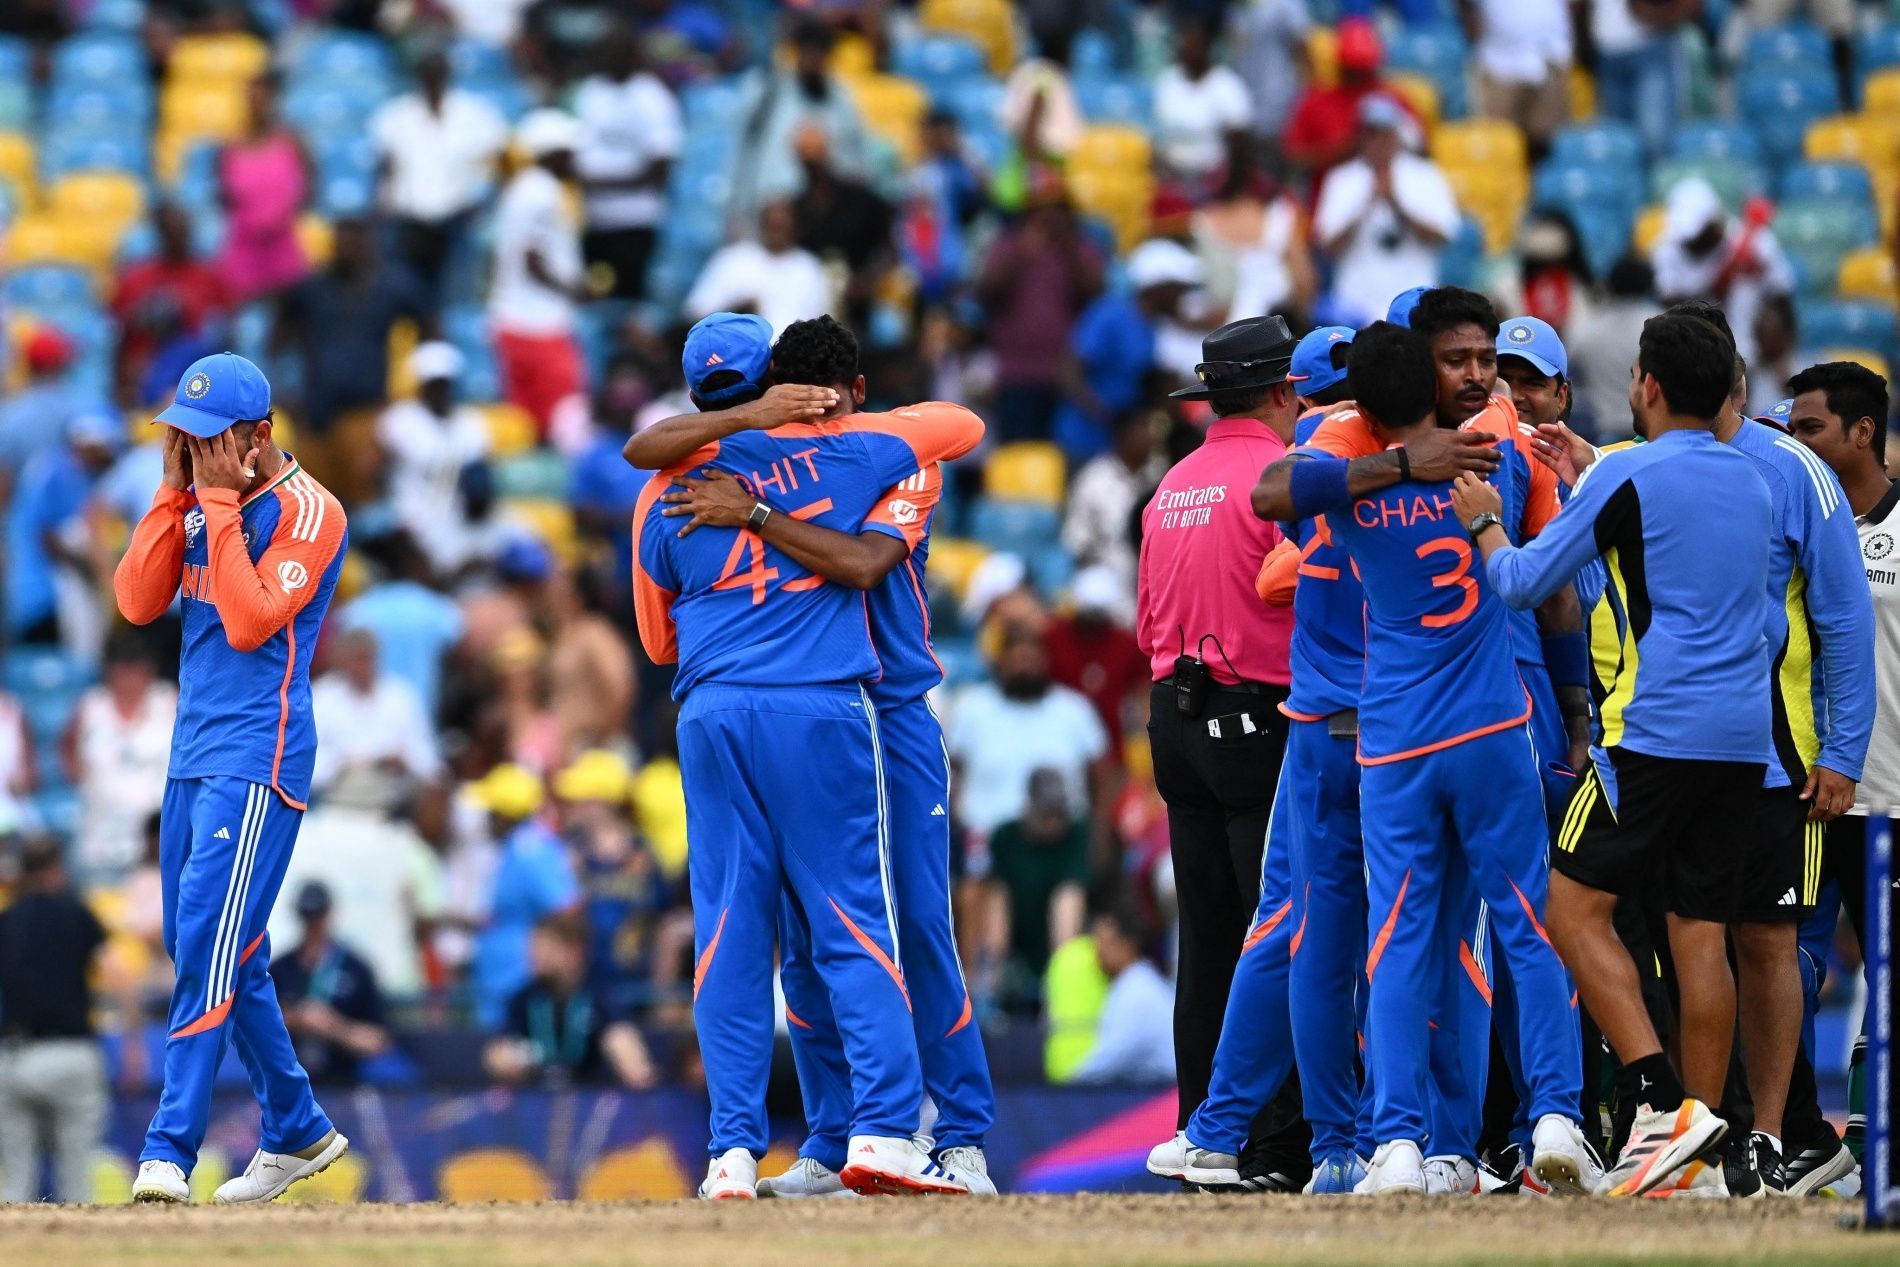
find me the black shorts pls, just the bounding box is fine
[1552,748,1765,922]
[1731,784,1825,922]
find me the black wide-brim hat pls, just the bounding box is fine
[1170,314,1299,400]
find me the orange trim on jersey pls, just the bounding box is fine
[240,458,302,508]
[1241,900,1293,955]
[945,992,973,1038]
[170,996,232,1039]
[1279,703,1331,722]
[693,907,728,1001]
[904,559,945,678]
[631,460,694,666]
[1289,893,1309,958]
[785,1006,813,1031]
[829,898,911,1009]
[1355,693,1533,767]
[1365,869,1411,983]
[766,403,985,467]
[269,622,297,804]
[1459,940,1493,1006]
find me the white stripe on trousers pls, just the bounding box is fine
[860,684,901,970]
[205,786,265,1014]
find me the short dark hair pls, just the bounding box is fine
[1305,380,1355,408]
[1409,286,1499,342]
[771,315,859,389]
[1664,298,1735,352]
[1348,322,1436,429]
[1789,360,1892,460]
[1207,384,1275,418]
[1637,314,1735,420]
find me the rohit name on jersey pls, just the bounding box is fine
[1353,487,1456,528]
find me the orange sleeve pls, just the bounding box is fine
[1256,537,1300,605]
[1297,411,1381,460]
[630,466,680,665]
[199,482,347,653]
[861,465,942,552]
[114,485,194,626]
[872,402,985,466]
[1522,436,1563,537]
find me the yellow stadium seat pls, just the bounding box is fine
[847,75,929,166]
[1384,73,1439,137]
[1804,114,1893,173]
[1441,164,1527,254]
[1307,28,1338,90]
[833,32,876,79]
[1569,66,1595,121]
[478,402,539,456]
[48,171,146,234]
[168,32,271,84]
[918,0,1018,75]
[280,1151,367,1204]
[1066,167,1153,251]
[1839,246,1898,303]
[1634,204,1666,256]
[1818,348,1891,382]
[6,213,121,271]
[161,82,248,143]
[0,132,35,209]
[985,441,1067,505]
[1432,119,1528,172]
[577,1141,694,1201]
[437,1150,552,1203]
[924,537,990,600]
[1072,125,1152,177]
[1867,68,1900,120]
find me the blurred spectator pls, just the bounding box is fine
[276,217,429,505]
[987,767,1091,1004]
[1044,567,1148,762]
[574,29,683,302]
[461,537,554,665]
[272,881,392,1085]
[1591,0,1692,161]
[0,695,32,841]
[371,49,509,315]
[468,764,580,1027]
[1062,411,1162,601]
[791,127,896,323]
[1068,903,1176,1085]
[570,357,655,613]
[1650,175,1794,365]
[1516,209,1592,331]
[731,18,871,219]
[311,628,444,796]
[1153,19,1255,187]
[1056,239,1203,460]
[437,0,536,45]
[685,200,832,336]
[1283,17,1408,190]
[629,717,689,882]
[0,327,82,479]
[903,113,988,305]
[110,203,230,408]
[962,551,1052,641]
[1000,58,1085,171]
[1466,0,1572,156]
[484,911,659,1088]
[1040,927,1109,1081]
[1017,0,1112,65]
[340,532,466,719]
[0,840,109,1203]
[555,749,683,1004]
[1566,255,1655,438]
[947,625,1110,839]
[978,176,1106,444]
[542,568,638,759]
[1195,156,1317,329]
[1749,293,1800,419]
[376,342,493,573]
[60,633,177,890]
[217,72,311,304]
[521,0,623,84]
[5,408,118,656]
[490,110,592,438]
[1313,95,1457,325]
[1228,0,1314,145]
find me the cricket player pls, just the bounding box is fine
[632,316,985,1199]
[114,353,350,1204]
[626,313,998,1196]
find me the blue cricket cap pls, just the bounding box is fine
[682,312,772,406]
[1288,326,1357,395]
[1758,398,1794,429]
[154,352,271,438]
[1385,287,1428,328]
[1497,315,1567,378]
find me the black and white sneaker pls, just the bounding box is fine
[1722,1131,1764,1200]
[1752,1134,1786,1197]
[1778,1134,1857,1196]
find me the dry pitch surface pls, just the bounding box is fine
[0,1195,1895,1266]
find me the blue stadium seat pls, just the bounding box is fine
[682,79,751,130]
[2,265,95,312]
[38,127,151,181]
[459,77,531,123]
[1856,25,1900,92]
[34,788,83,842]
[1437,216,1485,289]
[1533,160,1641,218]
[169,141,223,212]
[947,77,1005,131]
[1550,121,1644,170]
[46,81,155,130]
[0,36,29,84]
[287,30,396,90]
[969,499,1062,557]
[1070,28,1119,76]
[1745,22,1831,70]
[1778,199,1881,293]
[1386,23,1470,118]
[893,34,989,104]
[1798,298,1898,360]
[82,0,147,30]
[1669,120,1764,164]
[1028,544,1075,597]
[2,647,95,698]
[1780,160,1875,207]
[1072,74,1153,126]
[0,81,27,132]
[1569,203,1637,279]
[284,82,390,135]
[1739,77,1837,166]
[51,32,145,86]
[449,38,515,85]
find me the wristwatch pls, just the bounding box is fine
[746,501,773,532]
[1466,510,1504,541]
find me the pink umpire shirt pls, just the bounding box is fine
[1136,417,1293,686]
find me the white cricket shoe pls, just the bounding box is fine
[1422,1154,1480,1196]
[213,1130,350,1204]
[1356,1140,1427,1195]
[1145,1131,1242,1187]
[756,1156,854,1199]
[1530,1113,1603,1196]
[937,1146,998,1196]
[839,1134,969,1196]
[698,1147,759,1200]
[132,1159,190,1204]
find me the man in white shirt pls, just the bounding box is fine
[573,30,682,301]
[310,629,444,797]
[489,109,591,438]
[1313,95,1458,325]
[1468,0,1572,153]
[1591,0,1692,160]
[1650,175,1795,366]
[376,342,492,577]
[370,50,508,315]
[1070,905,1177,1085]
[1062,411,1162,611]
[1153,19,1255,185]
[683,200,831,337]
[1227,0,1312,144]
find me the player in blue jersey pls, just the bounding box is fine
[114,354,350,1204]
[626,313,997,1197]
[632,316,985,1199]
[1456,312,1776,1196]
[1257,322,1595,1196]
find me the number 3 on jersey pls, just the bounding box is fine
[1416,536,1477,628]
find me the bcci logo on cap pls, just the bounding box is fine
[1507,324,1534,345]
[185,372,212,400]
[278,560,309,594]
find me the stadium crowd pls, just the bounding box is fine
[0,0,1897,1205]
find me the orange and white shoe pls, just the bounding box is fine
[698,1147,759,1200]
[1640,1157,1730,1199]
[839,1135,970,1196]
[1602,1099,1727,1198]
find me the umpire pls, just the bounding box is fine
[1137,316,1305,1183]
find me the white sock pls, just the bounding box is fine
[1761,1133,1784,1156]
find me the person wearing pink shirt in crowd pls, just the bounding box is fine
[217,73,312,305]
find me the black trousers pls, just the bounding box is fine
[1147,679,1299,1148]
